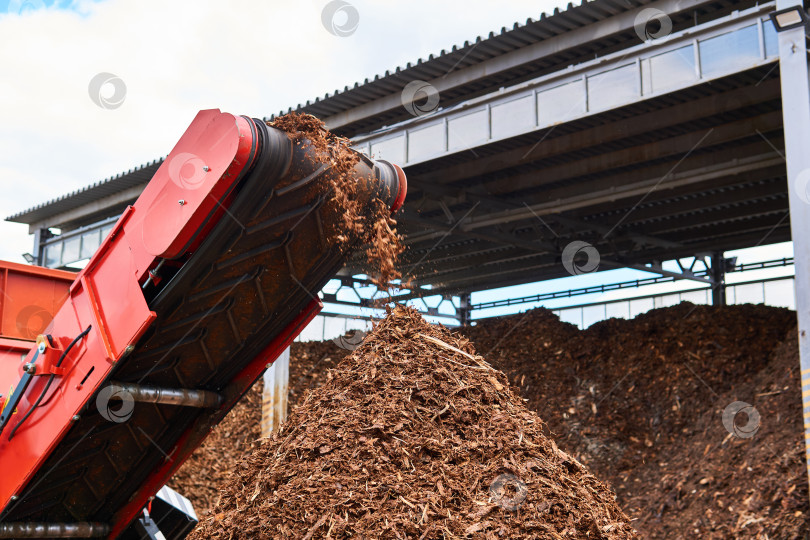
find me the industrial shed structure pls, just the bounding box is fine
[7,0,810,455]
[8,0,799,319]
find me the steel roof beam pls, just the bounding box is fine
[410,79,781,187]
[470,111,784,197]
[404,151,783,246]
[323,0,716,131]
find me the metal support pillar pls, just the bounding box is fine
[261,347,290,437]
[776,0,810,489]
[31,228,51,266]
[710,252,727,306]
[458,292,472,326]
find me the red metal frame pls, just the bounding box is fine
[0,110,257,518]
[391,164,408,214]
[0,262,75,416]
[1,109,407,537]
[107,298,323,539]
[0,260,74,342]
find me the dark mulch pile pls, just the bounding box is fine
[189,307,637,539]
[464,303,805,538]
[173,302,807,538]
[631,327,808,539]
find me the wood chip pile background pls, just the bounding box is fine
[189,307,637,539]
[172,302,807,538]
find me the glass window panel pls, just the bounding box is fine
[448,109,487,151]
[62,236,81,265]
[100,223,115,241]
[764,279,794,309]
[491,94,534,139]
[537,80,585,124]
[44,242,62,268]
[763,19,779,58]
[605,302,630,320]
[628,297,654,318]
[699,25,759,77]
[80,230,101,259]
[408,122,445,161]
[582,305,605,328]
[731,283,765,304]
[558,308,582,328]
[351,143,370,156]
[587,64,639,111]
[370,136,405,164]
[642,44,696,95]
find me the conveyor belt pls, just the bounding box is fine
[1,118,401,536]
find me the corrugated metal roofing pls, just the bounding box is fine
[266,0,643,122]
[7,159,162,225]
[7,0,736,226]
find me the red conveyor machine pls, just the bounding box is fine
[0,110,406,539]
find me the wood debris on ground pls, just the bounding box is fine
[189,306,637,539]
[167,340,345,514]
[172,302,808,538]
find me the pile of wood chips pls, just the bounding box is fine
[464,303,805,538]
[189,307,637,539]
[167,340,345,514]
[268,113,404,289]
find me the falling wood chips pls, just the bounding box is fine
[189,307,637,539]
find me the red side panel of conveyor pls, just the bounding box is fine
[0,110,257,514]
[107,298,323,539]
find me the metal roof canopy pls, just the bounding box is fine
[390,62,787,299]
[9,0,760,229]
[6,0,790,304]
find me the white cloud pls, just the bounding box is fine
[0,0,561,262]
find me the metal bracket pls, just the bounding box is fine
[0,348,39,437]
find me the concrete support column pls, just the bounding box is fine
[261,347,290,437]
[775,0,810,487]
